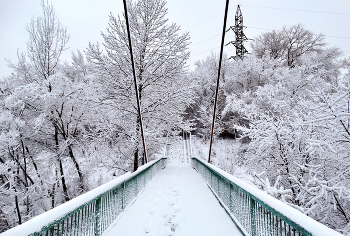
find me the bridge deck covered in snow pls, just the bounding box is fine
[104,160,242,236]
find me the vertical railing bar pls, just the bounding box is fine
[257,202,260,234]
[90,203,94,235]
[78,209,81,236]
[280,217,282,236]
[108,192,112,229]
[56,222,59,236]
[88,203,91,236]
[270,210,272,236]
[93,202,96,235]
[103,195,106,233]
[82,206,86,235]
[112,189,116,222]
[79,208,83,236]
[242,192,245,231]
[95,198,101,236]
[272,213,275,236]
[105,194,108,232]
[103,193,110,231]
[64,217,67,236]
[263,206,266,235]
[86,204,89,234]
[284,221,287,236]
[288,225,291,236]
[229,183,232,215]
[259,203,262,234]
[69,213,73,236]
[89,202,94,235]
[246,193,250,233]
[83,206,88,234]
[62,219,65,236]
[74,211,79,236]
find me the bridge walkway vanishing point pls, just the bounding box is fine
[104,159,242,236]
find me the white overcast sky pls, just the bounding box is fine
[1,0,350,78]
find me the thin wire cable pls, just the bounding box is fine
[241,4,350,16]
[184,12,224,31]
[246,26,350,40]
[123,0,148,167]
[191,33,222,47]
[208,0,230,163]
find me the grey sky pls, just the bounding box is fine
[1,0,350,78]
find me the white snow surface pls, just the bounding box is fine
[193,157,343,236]
[0,159,162,236]
[104,159,242,236]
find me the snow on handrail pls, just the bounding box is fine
[1,158,167,236]
[191,157,342,236]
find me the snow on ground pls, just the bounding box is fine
[104,159,242,236]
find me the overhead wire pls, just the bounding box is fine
[184,12,224,31]
[245,26,350,40]
[240,4,350,16]
[187,5,350,59]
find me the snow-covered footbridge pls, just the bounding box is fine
[1,157,341,236]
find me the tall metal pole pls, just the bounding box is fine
[208,0,230,163]
[123,0,148,164]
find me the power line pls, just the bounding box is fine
[191,33,222,47]
[241,4,350,16]
[246,26,350,40]
[184,12,223,31]
[191,46,220,57]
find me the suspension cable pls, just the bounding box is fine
[208,0,230,163]
[123,0,148,164]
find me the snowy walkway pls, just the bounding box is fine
[104,159,242,236]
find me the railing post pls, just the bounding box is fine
[250,198,256,236]
[136,175,138,196]
[94,198,101,236]
[122,182,125,209]
[229,183,232,213]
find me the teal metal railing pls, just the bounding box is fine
[2,158,167,236]
[191,157,341,236]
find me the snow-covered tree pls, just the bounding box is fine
[87,0,192,171]
[222,43,349,232]
[251,24,326,67]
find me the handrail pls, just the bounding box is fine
[1,158,167,236]
[191,157,341,236]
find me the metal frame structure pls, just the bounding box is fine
[191,157,342,236]
[226,5,250,60]
[2,158,167,236]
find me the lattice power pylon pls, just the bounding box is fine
[226,5,250,60]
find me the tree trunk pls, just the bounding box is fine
[59,158,69,202]
[15,195,21,225]
[141,152,145,165]
[133,148,139,172]
[55,127,69,202]
[67,145,84,192]
[49,182,56,209]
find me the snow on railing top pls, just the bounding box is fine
[1,158,165,236]
[192,157,342,236]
